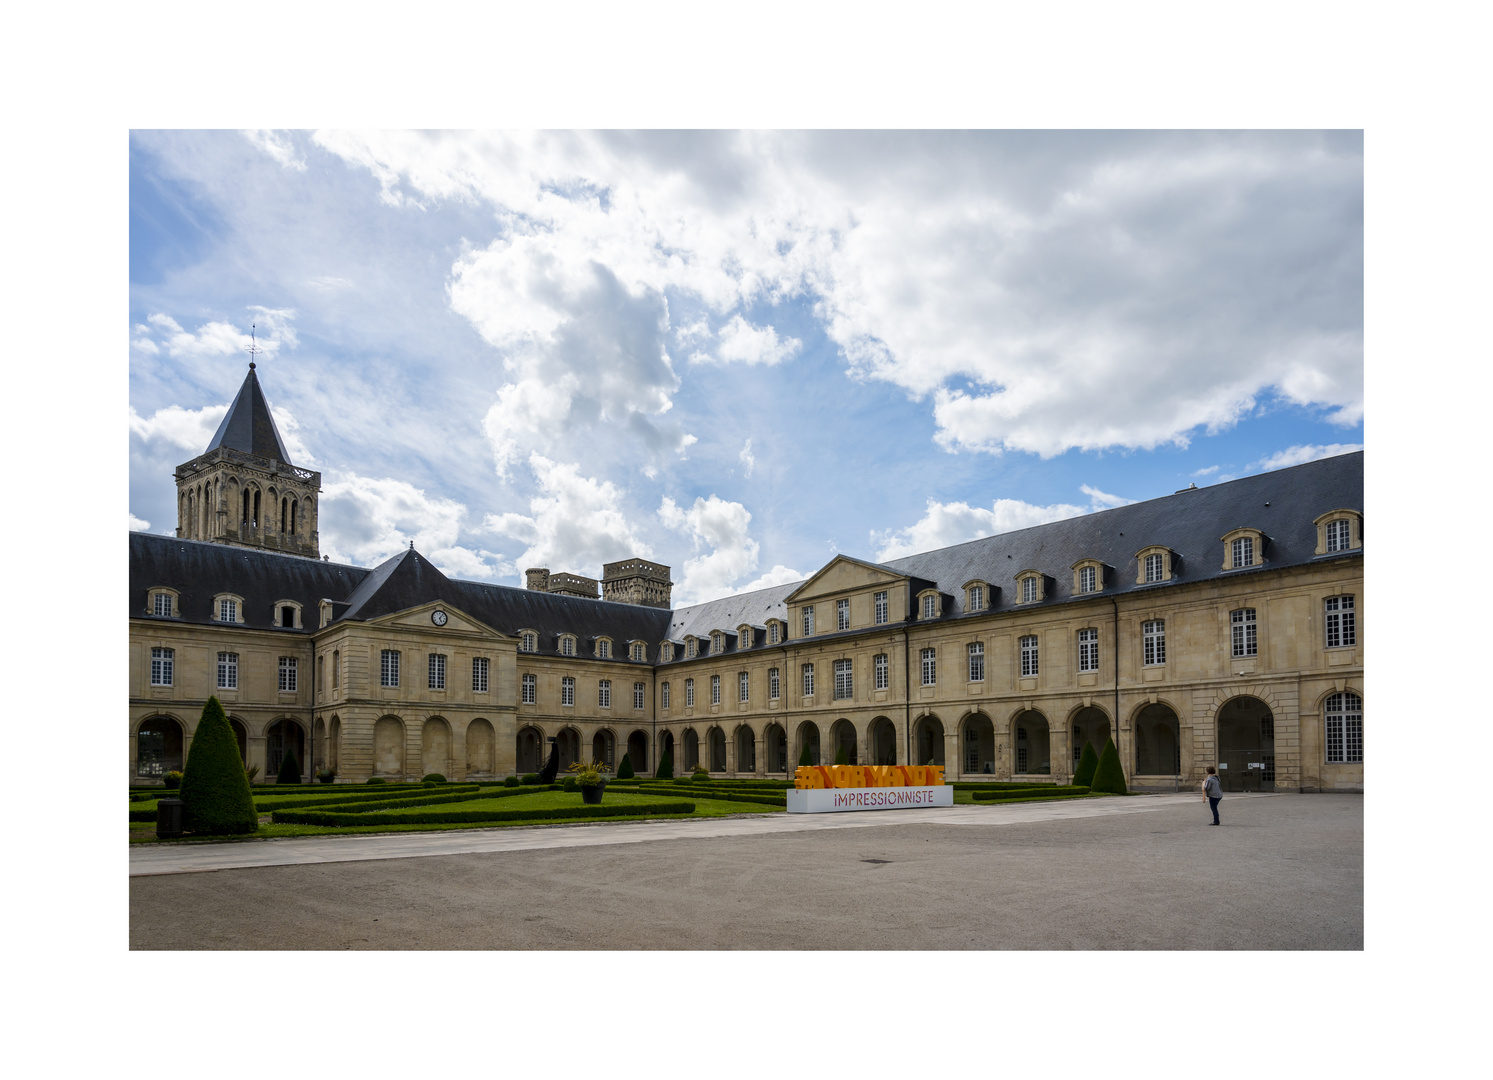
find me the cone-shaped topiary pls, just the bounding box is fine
[179,696,259,835]
[617,752,635,779]
[1090,737,1128,794]
[833,742,848,766]
[277,746,302,784]
[799,742,814,767]
[1072,741,1099,788]
[656,750,673,779]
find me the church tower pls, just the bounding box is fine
[173,363,322,559]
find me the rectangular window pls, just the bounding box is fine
[521,672,536,704]
[278,656,297,692]
[381,649,400,687]
[1326,519,1352,552]
[1144,553,1164,583]
[768,622,779,644]
[1142,620,1165,666]
[710,674,721,705]
[598,679,611,708]
[1325,595,1356,649]
[769,667,780,699]
[332,651,340,689]
[219,598,237,623]
[802,663,815,697]
[217,651,238,690]
[1079,627,1099,672]
[561,676,575,707]
[1079,566,1097,593]
[875,590,889,624]
[635,681,645,709]
[1231,536,1254,568]
[922,594,936,619]
[685,678,695,707]
[150,646,173,686]
[661,681,671,709]
[1021,577,1038,604]
[427,653,446,690]
[739,671,749,702]
[874,653,889,690]
[631,642,645,662]
[153,593,173,617]
[834,659,852,700]
[317,655,325,695]
[967,641,985,682]
[1325,692,1363,763]
[520,632,535,653]
[561,637,575,657]
[1019,635,1039,677]
[597,639,610,659]
[472,656,490,692]
[920,647,936,686]
[836,598,850,631]
[1231,608,1257,657]
[968,585,983,612]
[802,606,815,636]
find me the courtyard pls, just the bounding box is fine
[130,792,1362,950]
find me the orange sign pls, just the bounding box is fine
[793,765,945,789]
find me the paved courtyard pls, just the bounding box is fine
[129,793,1362,950]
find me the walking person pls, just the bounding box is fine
[1203,765,1223,825]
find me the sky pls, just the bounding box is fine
[128,130,1363,605]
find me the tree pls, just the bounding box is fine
[798,741,814,767]
[833,742,848,766]
[1072,741,1100,788]
[179,696,259,835]
[277,746,302,784]
[617,752,635,779]
[655,750,674,779]
[1090,737,1128,795]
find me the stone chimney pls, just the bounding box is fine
[602,558,673,608]
[524,568,550,592]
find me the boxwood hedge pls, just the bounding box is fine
[972,786,1090,801]
[272,801,696,827]
[604,783,785,807]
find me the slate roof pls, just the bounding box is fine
[204,365,293,464]
[131,451,1362,654]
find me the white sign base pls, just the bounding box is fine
[785,786,954,814]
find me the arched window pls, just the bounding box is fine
[281,497,288,532]
[253,489,261,528]
[1325,692,1363,763]
[242,489,251,526]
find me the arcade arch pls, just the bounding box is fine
[466,718,495,776]
[373,716,404,777]
[136,716,183,777]
[795,721,821,766]
[1134,703,1181,777]
[764,723,788,773]
[328,715,341,772]
[736,725,757,774]
[516,725,544,774]
[1011,710,1050,775]
[227,718,248,763]
[683,728,700,771]
[1070,706,1111,768]
[626,730,648,773]
[869,716,898,766]
[556,727,582,771]
[1217,696,1275,792]
[830,718,858,764]
[961,713,994,775]
[592,728,617,770]
[422,717,452,777]
[708,726,727,772]
[914,714,945,767]
[266,719,306,780]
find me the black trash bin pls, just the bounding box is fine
[156,798,185,839]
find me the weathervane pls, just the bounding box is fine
[246,323,264,369]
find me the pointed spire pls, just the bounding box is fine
[205,364,293,463]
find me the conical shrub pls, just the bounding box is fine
[1090,737,1128,795]
[798,742,814,767]
[179,696,259,835]
[277,746,302,784]
[833,742,848,766]
[1072,741,1099,787]
[655,750,673,779]
[617,752,635,779]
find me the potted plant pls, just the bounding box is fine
[161,770,183,790]
[568,760,608,805]
[316,767,337,784]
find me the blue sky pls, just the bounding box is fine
[129,130,1362,604]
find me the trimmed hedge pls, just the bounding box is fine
[422,773,447,784]
[950,782,1066,791]
[973,786,1090,801]
[973,792,1096,806]
[1091,737,1128,795]
[276,785,560,816]
[251,785,482,812]
[617,753,635,780]
[273,801,696,827]
[1072,742,1100,788]
[277,748,302,785]
[179,696,259,835]
[656,750,673,780]
[605,783,786,808]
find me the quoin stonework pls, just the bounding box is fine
[130,365,1365,793]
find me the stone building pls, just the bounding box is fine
[130,366,1364,793]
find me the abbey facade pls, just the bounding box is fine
[130,366,1365,793]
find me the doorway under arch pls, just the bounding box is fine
[795,722,821,766]
[736,725,756,774]
[1217,696,1274,792]
[1134,703,1181,776]
[708,727,727,772]
[1012,710,1050,775]
[556,727,582,772]
[764,723,788,773]
[914,715,945,767]
[266,719,306,780]
[829,719,858,764]
[592,729,617,770]
[136,716,183,778]
[870,716,898,766]
[466,718,495,776]
[683,728,700,771]
[660,730,675,772]
[1070,707,1110,769]
[626,730,648,773]
[962,714,994,775]
[516,725,544,774]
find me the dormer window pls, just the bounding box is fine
[738,626,754,649]
[273,601,302,629]
[1133,547,1176,585]
[685,636,697,659]
[560,635,576,657]
[519,631,537,653]
[214,594,243,623]
[148,588,179,617]
[1014,572,1045,605]
[1314,510,1362,555]
[660,641,675,662]
[596,638,611,659]
[712,631,724,654]
[1072,559,1107,595]
[767,621,781,645]
[963,581,990,613]
[1221,529,1266,570]
[630,641,646,662]
[918,590,942,619]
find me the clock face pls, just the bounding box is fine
[431,610,448,626]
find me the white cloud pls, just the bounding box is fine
[129,403,228,451]
[693,315,801,366]
[1192,464,1220,476]
[873,497,1088,561]
[739,438,755,477]
[1079,484,1135,508]
[129,513,150,531]
[319,471,475,571]
[269,406,316,466]
[483,454,651,576]
[1249,443,1363,473]
[243,129,307,171]
[139,309,297,361]
[657,493,802,604]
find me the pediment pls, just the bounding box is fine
[368,601,504,638]
[785,555,908,602]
